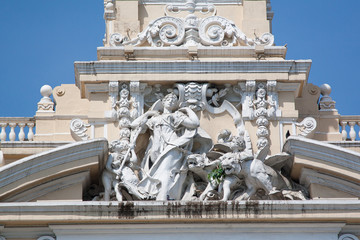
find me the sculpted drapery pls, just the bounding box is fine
[132,93,200,200]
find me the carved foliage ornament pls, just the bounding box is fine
[111,15,274,47]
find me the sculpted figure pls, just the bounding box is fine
[101,140,129,201]
[200,136,248,201]
[182,153,220,200]
[131,93,200,200]
[101,139,145,201]
[221,146,304,201]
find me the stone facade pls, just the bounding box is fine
[0,0,359,239]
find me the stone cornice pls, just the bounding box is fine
[0,200,359,225]
[139,0,242,5]
[75,60,311,86]
[97,46,287,60]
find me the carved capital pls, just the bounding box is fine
[266,80,277,92]
[246,80,256,92]
[8,123,17,128]
[129,81,148,94]
[109,81,119,95]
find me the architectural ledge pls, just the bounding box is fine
[284,136,360,182]
[75,60,311,95]
[0,141,71,149]
[0,139,108,201]
[75,59,310,76]
[97,46,287,60]
[0,200,359,225]
[140,0,243,5]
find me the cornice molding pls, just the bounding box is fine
[0,200,358,223]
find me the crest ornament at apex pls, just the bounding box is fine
[109,0,274,48]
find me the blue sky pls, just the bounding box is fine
[0,1,359,117]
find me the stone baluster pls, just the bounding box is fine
[0,123,7,142]
[8,123,17,141]
[348,121,356,141]
[27,123,35,141]
[18,123,26,141]
[340,121,348,141]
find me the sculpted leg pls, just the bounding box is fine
[221,178,232,201]
[102,171,113,201]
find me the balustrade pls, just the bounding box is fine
[0,118,35,142]
[340,116,360,141]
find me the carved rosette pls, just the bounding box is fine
[117,84,132,141]
[253,83,272,149]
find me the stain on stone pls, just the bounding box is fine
[166,202,172,218]
[301,203,306,214]
[118,201,135,219]
[245,200,260,217]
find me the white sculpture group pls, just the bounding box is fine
[99,90,308,202]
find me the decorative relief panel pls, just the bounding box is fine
[95,82,308,202]
[109,1,274,47]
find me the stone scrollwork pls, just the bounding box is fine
[110,33,126,47]
[296,117,317,137]
[198,16,248,46]
[118,2,274,48]
[128,16,186,47]
[70,119,90,141]
[250,32,275,46]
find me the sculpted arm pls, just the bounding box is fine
[130,110,159,130]
[178,107,200,129]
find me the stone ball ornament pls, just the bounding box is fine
[40,85,53,98]
[320,83,332,96]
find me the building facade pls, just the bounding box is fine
[0,0,359,239]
